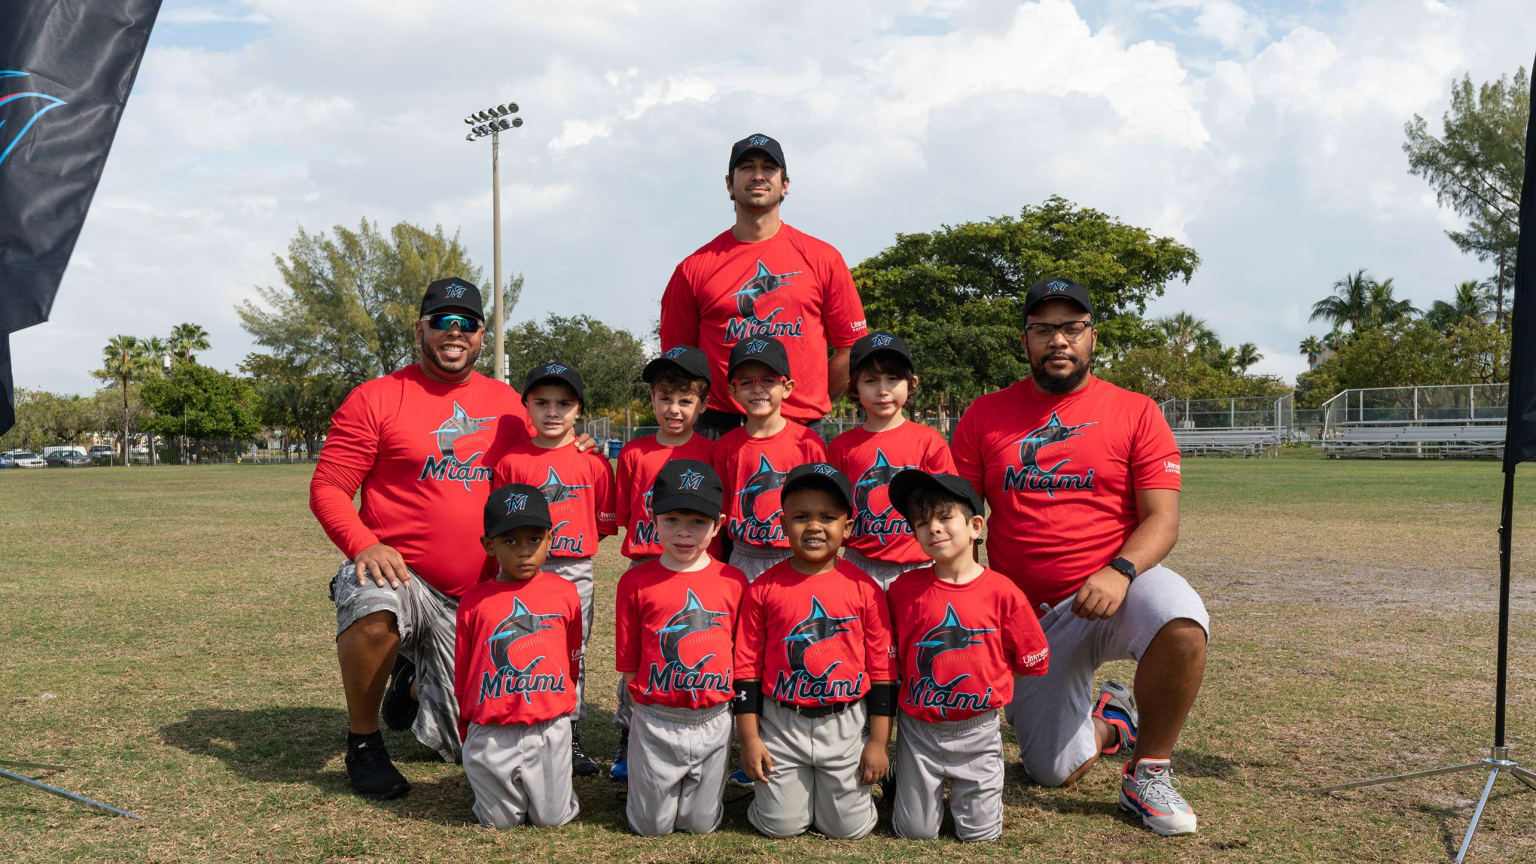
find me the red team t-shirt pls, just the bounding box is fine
[734,558,895,707]
[714,421,828,550]
[310,366,532,598]
[829,421,957,563]
[951,376,1181,612]
[659,224,868,422]
[614,558,750,709]
[615,434,717,560]
[493,439,617,559]
[886,567,1049,723]
[454,573,583,740]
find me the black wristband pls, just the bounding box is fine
[865,682,897,717]
[732,680,763,715]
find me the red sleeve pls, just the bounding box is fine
[615,446,635,528]
[594,452,618,536]
[1130,397,1182,491]
[733,581,766,680]
[659,262,699,352]
[454,597,476,742]
[614,573,638,673]
[800,428,828,463]
[820,249,866,348]
[862,579,896,680]
[1004,587,1050,677]
[950,401,986,502]
[924,426,957,474]
[309,387,382,560]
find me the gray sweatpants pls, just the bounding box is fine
[1007,565,1210,787]
[841,549,930,591]
[330,561,460,762]
[893,711,1004,842]
[541,556,594,721]
[462,718,580,829]
[627,702,731,835]
[748,700,877,840]
[728,544,792,582]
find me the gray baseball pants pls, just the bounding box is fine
[626,702,731,835]
[540,556,594,721]
[728,544,791,582]
[747,699,877,840]
[893,711,1005,842]
[841,549,930,591]
[613,556,657,731]
[462,718,580,828]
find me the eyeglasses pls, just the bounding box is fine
[424,313,483,334]
[1024,320,1092,340]
[732,374,786,390]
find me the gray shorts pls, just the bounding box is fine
[463,718,580,829]
[728,544,792,582]
[627,702,731,835]
[893,711,1004,842]
[748,699,877,840]
[1005,565,1210,787]
[331,561,461,762]
[841,549,930,591]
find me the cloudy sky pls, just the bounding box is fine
[12,0,1536,395]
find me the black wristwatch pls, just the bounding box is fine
[1109,557,1137,583]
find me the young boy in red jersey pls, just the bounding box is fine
[733,462,895,840]
[830,331,956,589]
[492,362,616,775]
[714,336,827,582]
[884,469,1050,842]
[610,344,716,782]
[614,459,749,835]
[455,483,583,829]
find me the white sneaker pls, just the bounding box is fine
[1119,758,1197,836]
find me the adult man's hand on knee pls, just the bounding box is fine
[354,543,410,589]
[1071,567,1129,620]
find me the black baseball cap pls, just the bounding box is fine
[643,344,712,385]
[650,458,724,520]
[849,331,913,373]
[729,133,786,172]
[781,462,853,514]
[420,276,485,319]
[523,362,585,406]
[1022,276,1094,320]
[888,469,984,521]
[728,335,791,378]
[484,482,552,537]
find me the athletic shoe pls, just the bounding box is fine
[571,730,600,777]
[1119,758,1197,836]
[345,734,410,800]
[609,732,629,782]
[380,655,418,732]
[727,768,754,789]
[1093,680,1137,756]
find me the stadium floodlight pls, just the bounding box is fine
[458,99,525,384]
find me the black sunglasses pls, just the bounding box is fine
[425,313,483,334]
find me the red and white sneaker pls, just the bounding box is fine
[1119,758,1197,836]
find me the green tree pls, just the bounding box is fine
[1100,343,1287,403]
[1153,312,1216,356]
[1310,269,1375,335]
[93,335,149,465]
[1294,321,1462,408]
[503,314,648,417]
[1361,278,1418,328]
[853,196,1200,414]
[1298,335,1325,368]
[1234,343,1262,373]
[1426,280,1495,333]
[169,322,211,365]
[141,363,263,462]
[241,352,347,459]
[238,220,484,387]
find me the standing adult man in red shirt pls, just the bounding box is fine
[310,277,533,801]
[951,277,1209,837]
[659,133,867,439]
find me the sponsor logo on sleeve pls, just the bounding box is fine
[1164,460,1181,475]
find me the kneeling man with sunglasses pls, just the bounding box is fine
[310,277,593,799]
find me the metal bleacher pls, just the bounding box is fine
[1320,384,1507,459]
[1160,395,1292,458]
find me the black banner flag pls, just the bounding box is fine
[1507,53,1536,471]
[0,0,162,434]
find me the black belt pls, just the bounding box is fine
[776,699,852,718]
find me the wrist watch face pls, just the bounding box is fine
[1111,558,1136,580]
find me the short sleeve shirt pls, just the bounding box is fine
[455,574,582,739]
[614,558,749,709]
[829,421,956,563]
[615,434,717,560]
[492,439,617,558]
[713,421,828,550]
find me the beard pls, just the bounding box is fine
[1029,349,1091,394]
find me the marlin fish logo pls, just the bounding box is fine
[645,590,731,699]
[908,604,996,717]
[738,455,787,530]
[538,467,589,504]
[852,450,912,545]
[429,402,494,464]
[783,597,856,674]
[734,260,802,318]
[0,71,67,168]
[775,596,861,704]
[486,598,562,671]
[1015,413,1095,486]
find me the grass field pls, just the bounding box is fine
[3,452,1536,862]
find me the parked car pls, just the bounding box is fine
[87,444,116,463]
[4,449,46,468]
[45,448,91,467]
[0,452,13,468]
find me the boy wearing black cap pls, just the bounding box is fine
[884,469,1050,842]
[455,483,583,829]
[830,330,957,589]
[733,462,895,840]
[714,335,828,581]
[492,362,617,775]
[613,459,749,835]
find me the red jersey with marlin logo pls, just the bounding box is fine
[659,224,867,423]
[454,573,582,740]
[886,567,1048,723]
[615,433,717,559]
[615,558,749,709]
[829,421,957,563]
[734,558,895,707]
[310,366,531,598]
[714,421,827,550]
[951,376,1180,612]
[492,439,617,558]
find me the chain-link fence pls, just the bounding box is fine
[1319,384,1507,458]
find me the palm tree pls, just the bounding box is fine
[1298,335,1325,368]
[141,336,169,465]
[169,322,211,364]
[97,335,146,466]
[1234,342,1262,373]
[1362,278,1418,328]
[1426,280,1494,333]
[1310,269,1374,334]
[1154,312,1215,356]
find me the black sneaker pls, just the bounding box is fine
[345,734,410,800]
[571,729,600,777]
[609,731,629,782]
[381,655,418,732]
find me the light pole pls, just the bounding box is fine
[463,102,523,383]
